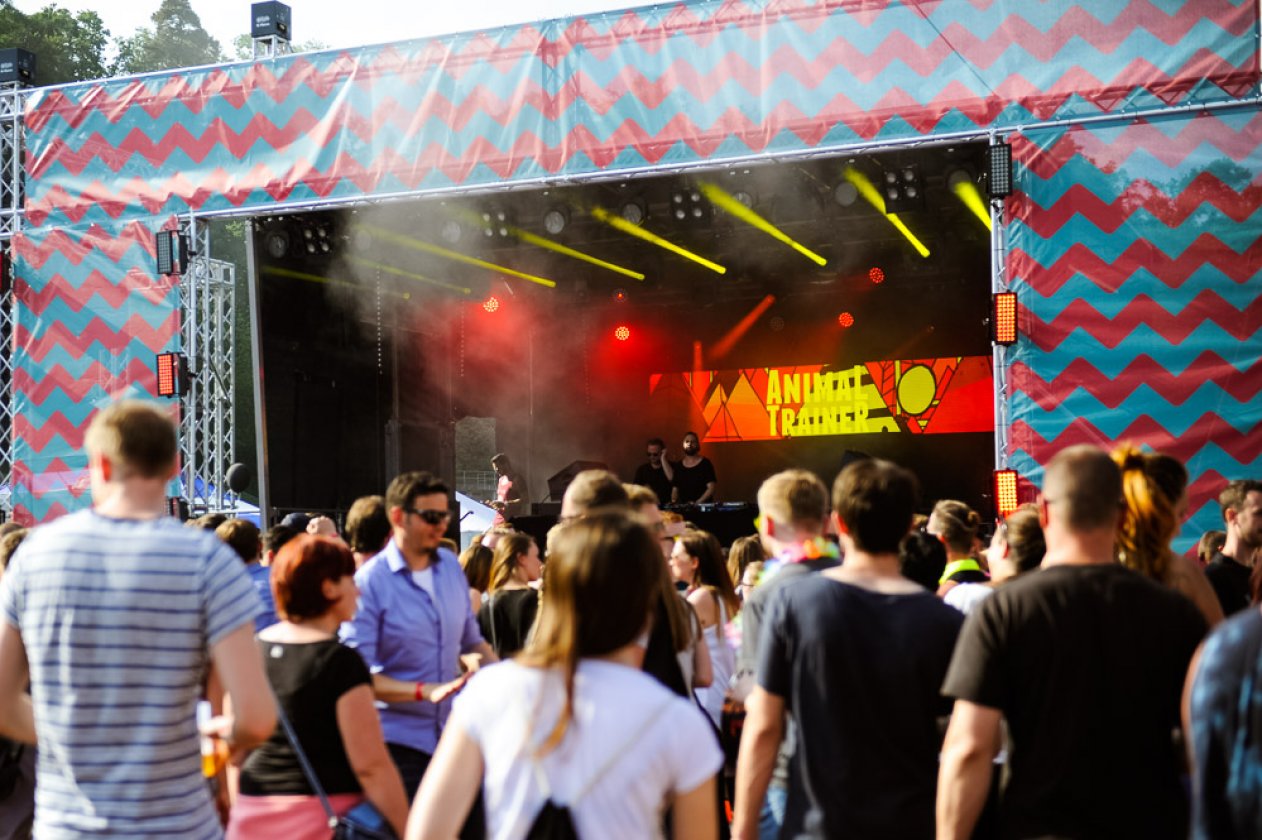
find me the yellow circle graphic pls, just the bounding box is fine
[897,365,937,415]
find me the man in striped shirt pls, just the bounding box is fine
[0,399,276,838]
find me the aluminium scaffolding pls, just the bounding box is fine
[0,79,27,516]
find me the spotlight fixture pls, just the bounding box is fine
[614,325,631,341]
[542,206,569,236]
[986,141,1013,198]
[300,221,333,255]
[612,288,628,303]
[155,351,191,397]
[869,266,885,284]
[833,180,859,207]
[992,291,1018,345]
[264,227,291,259]
[440,219,464,244]
[155,230,188,276]
[838,312,855,328]
[482,296,500,313]
[619,198,647,226]
[481,207,513,239]
[993,469,1020,517]
[670,187,710,225]
[949,168,992,231]
[880,164,924,214]
[768,316,786,332]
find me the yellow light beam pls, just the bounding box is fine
[949,175,993,231]
[698,182,827,267]
[842,167,931,258]
[344,255,472,295]
[261,265,412,299]
[509,227,646,281]
[354,223,557,288]
[589,206,727,275]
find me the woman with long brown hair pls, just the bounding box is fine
[477,532,541,658]
[670,529,741,727]
[1112,444,1222,627]
[406,510,720,840]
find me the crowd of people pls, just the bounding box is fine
[0,399,1261,839]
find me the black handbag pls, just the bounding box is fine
[274,704,396,840]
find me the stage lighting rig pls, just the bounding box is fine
[986,141,1013,198]
[542,206,569,236]
[881,165,923,214]
[481,206,514,239]
[670,186,710,225]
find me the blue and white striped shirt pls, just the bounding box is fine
[0,509,261,839]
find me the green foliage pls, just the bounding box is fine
[0,1,110,85]
[112,0,223,75]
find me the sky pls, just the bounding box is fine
[12,0,649,55]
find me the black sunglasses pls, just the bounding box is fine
[405,508,451,525]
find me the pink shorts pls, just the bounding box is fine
[226,792,364,840]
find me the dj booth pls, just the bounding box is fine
[510,502,758,550]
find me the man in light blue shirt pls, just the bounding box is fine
[342,470,496,801]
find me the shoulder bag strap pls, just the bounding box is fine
[274,700,339,827]
[488,592,500,654]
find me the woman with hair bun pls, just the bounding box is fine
[407,510,720,840]
[928,499,986,596]
[1111,444,1222,627]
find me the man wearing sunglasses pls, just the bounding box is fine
[632,437,675,509]
[343,471,498,813]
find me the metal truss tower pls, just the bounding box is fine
[0,79,28,517]
[178,219,238,514]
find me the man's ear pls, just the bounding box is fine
[388,506,405,528]
[90,451,112,483]
[831,510,848,535]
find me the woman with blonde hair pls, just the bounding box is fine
[727,534,766,602]
[477,532,542,658]
[407,510,720,840]
[1112,444,1222,627]
[670,529,740,727]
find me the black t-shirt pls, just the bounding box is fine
[1205,551,1252,616]
[631,463,673,507]
[758,575,964,839]
[671,457,716,503]
[477,588,539,658]
[942,564,1207,840]
[240,638,372,796]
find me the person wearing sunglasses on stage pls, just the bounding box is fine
[341,471,498,833]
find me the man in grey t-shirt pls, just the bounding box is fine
[735,469,837,840]
[0,400,275,838]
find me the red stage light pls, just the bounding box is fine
[615,325,631,341]
[869,266,885,284]
[482,296,500,313]
[838,312,854,328]
[994,469,1020,517]
[993,291,1017,345]
[155,352,189,397]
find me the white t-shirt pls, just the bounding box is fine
[452,659,722,840]
[944,581,994,615]
[412,567,436,599]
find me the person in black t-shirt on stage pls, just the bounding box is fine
[632,437,675,507]
[733,459,964,840]
[671,431,717,504]
[937,445,1208,840]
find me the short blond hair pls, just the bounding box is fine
[84,400,177,479]
[756,469,828,532]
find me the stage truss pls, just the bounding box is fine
[0,80,28,516]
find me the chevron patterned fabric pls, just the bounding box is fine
[1007,113,1262,554]
[9,0,1261,522]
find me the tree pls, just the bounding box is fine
[112,0,222,75]
[0,1,109,85]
